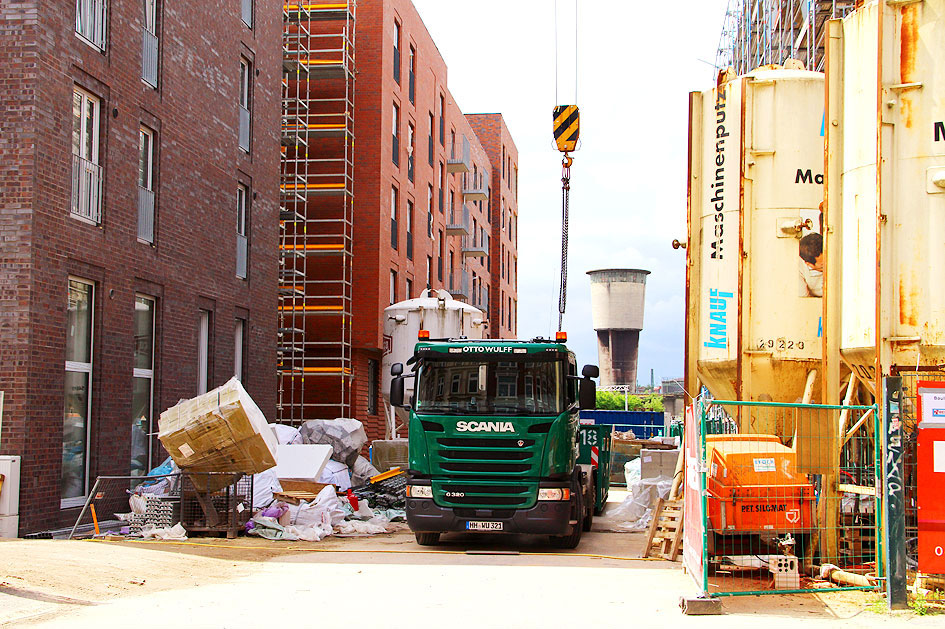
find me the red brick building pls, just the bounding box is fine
[0,0,282,534]
[278,0,520,440]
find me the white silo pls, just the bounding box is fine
[686,66,827,423]
[587,269,649,388]
[825,0,945,398]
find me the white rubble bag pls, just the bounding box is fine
[299,418,367,467]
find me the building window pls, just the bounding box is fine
[75,0,107,50]
[438,162,444,212]
[137,126,155,243]
[406,278,413,300]
[63,278,94,507]
[241,0,253,28]
[198,309,211,394]
[407,122,415,182]
[427,186,434,237]
[428,112,434,166]
[234,318,246,381]
[437,229,444,281]
[392,103,400,166]
[393,21,401,84]
[390,271,397,305]
[367,359,379,415]
[132,294,155,477]
[236,184,249,279]
[141,0,158,87]
[408,45,416,104]
[439,94,445,145]
[426,256,432,289]
[406,199,413,260]
[71,87,102,224]
[390,186,398,249]
[238,57,251,152]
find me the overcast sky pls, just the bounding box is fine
[412,0,731,387]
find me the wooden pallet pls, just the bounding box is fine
[643,497,684,561]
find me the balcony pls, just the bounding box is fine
[448,269,469,300]
[445,206,470,236]
[407,152,414,182]
[137,186,154,243]
[236,234,248,279]
[463,178,488,202]
[393,47,400,83]
[474,290,489,313]
[463,233,489,259]
[239,105,250,152]
[141,28,158,87]
[71,154,102,224]
[446,135,470,173]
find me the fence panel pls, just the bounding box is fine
[697,399,880,597]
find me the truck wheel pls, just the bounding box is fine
[549,476,584,549]
[582,476,595,532]
[415,532,440,546]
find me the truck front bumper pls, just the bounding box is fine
[405,480,574,536]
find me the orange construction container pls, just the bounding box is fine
[705,434,815,535]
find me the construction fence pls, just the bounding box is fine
[685,399,881,597]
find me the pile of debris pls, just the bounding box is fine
[112,378,407,542]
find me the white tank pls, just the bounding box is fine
[687,67,826,415]
[829,0,945,395]
[381,289,485,436]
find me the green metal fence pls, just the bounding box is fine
[691,399,881,597]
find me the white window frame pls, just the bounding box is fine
[73,87,100,163]
[198,309,211,394]
[75,0,108,51]
[132,294,155,475]
[138,126,153,190]
[137,126,155,242]
[238,57,251,152]
[234,318,245,381]
[63,277,94,508]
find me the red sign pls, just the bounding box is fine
[916,382,945,573]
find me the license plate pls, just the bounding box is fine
[466,521,503,531]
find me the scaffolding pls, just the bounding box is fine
[279,2,356,424]
[716,1,856,75]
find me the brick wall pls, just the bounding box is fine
[0,0,281,533]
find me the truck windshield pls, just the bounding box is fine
[415,358,566,416]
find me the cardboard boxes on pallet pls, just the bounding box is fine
[158,377,278,484]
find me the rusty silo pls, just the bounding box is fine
[587,269,649,388]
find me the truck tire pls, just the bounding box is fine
[415,532,440,546]
[549,475,584,549]
[582,476,595,532]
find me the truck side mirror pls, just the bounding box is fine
[579,377,597,410]
[390,376,405,407]
[391,362,404,376]
[582,364,599,379]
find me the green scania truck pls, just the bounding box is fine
[389,336,604,548]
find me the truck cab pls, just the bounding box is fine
[390,337,598,547]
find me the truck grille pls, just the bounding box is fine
[433,480,534,509]
[433,436,537,475]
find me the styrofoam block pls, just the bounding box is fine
[275,444,333,481]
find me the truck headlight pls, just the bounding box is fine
[537,488,571,501]
[407,485,433,498]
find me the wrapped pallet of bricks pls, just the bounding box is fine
[159,377,278,491]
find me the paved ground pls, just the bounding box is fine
[0,490,938,627]
[1,527,937,628]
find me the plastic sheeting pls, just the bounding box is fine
[299,418,367,468]
[318,459,351,491]
[595,478,672,532]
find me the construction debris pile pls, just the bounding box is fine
[89,378,407,542]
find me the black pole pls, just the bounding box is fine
[883,376,907,609]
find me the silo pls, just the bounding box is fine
[686,66,826,422]
[587,269,649,388]
[825,0,945,398]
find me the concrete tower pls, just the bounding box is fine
[586,269,650,388]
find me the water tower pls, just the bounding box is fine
[587,269,649,388]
